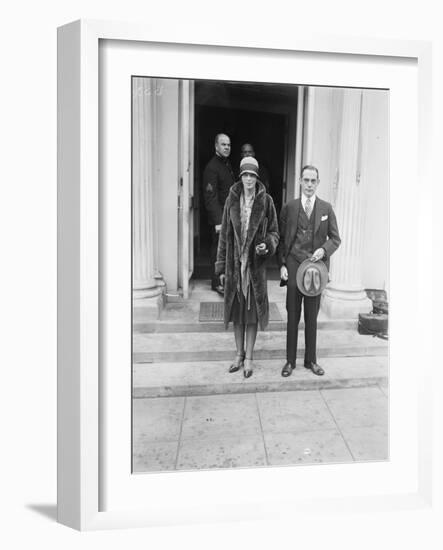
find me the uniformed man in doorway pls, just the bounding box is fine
[203,133,235,295]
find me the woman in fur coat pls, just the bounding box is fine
[215,156,279,378]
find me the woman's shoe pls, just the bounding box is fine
[229,352,245,373]
[243,358,254,378]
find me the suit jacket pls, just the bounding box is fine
[277,196,341,273]
[202,155,235,226]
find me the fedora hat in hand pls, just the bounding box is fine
[296,259,329,296]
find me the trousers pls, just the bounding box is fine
[286,274,321,365]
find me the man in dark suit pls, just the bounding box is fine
[277,165,341,377]
[203,133,235,295]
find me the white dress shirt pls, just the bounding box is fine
[301,193,316,214]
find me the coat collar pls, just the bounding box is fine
[229,181,267,253]
[214,153,232,167]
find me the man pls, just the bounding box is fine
[277,165,341,377]
[240,143,270,192]
[203,133,235,295]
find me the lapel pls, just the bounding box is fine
[287,198,301,246]
[229,182,267,253]
[286,196,325,252]
[244,189,266,253]
[229,186,242,252]
[313,197,326,235]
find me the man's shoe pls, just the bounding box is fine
[212,284,224,296]
[281,361,295,377]
[304,361,325,376]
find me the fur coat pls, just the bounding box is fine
[215,181,279,330]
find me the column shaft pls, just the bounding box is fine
[132,77,164,319]
[322,90,372,318]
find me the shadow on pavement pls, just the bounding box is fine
[26,504,57,522]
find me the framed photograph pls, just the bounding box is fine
[57,19,433,530]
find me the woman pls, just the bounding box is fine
[215,156,279,378]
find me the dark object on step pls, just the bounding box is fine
[365,289,387,303]
[358,312,388,340]
[364,288,389,338]
[372,300,388,315]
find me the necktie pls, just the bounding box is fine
[305,198,312,218]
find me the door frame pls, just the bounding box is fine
[177,80,195,299]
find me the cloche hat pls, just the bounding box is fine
[239,156,260,178]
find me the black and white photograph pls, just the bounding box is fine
[4,0,439,541]
[131,77,389,473]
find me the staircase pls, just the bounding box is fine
[133,280,388,398]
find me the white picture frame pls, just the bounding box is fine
[57,19,433,531]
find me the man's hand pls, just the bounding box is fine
[215,224,222,234]
[280,265,289,281]
[311,248,325,262]
[219,274,225,287]
[255,242,268,256]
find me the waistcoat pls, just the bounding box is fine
[290,207,315,260]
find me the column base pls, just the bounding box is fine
[133,286,165,322]
[321,285,372,320]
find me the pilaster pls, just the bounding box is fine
[132,77,165,321]
[322,89,372,319]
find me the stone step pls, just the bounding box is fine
[133,329,388,363]
[134,318,358,333]
[133,356,388,398]
[133,294,360,333]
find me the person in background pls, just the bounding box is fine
[202,133,235,295]
[240,143,271,193]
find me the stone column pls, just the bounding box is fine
[322,89,372,318]
[132,77,165,321]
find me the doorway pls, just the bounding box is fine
[192,80,300,279]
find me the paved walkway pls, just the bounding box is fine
[133,385,388,472]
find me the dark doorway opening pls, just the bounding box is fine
[193,81,298,279]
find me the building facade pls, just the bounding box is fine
[132,77,389,322]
